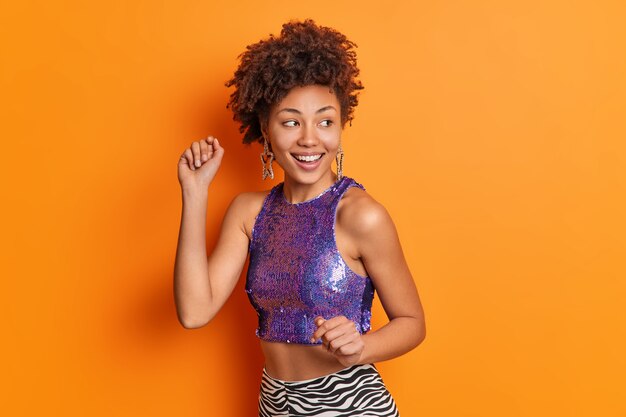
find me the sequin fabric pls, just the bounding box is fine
[246,176,375,345]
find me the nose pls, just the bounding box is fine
[297,123,319,147]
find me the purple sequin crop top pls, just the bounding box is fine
[245,176,375,345]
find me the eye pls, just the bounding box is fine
[319,119,333,127]
[283,120,299,127]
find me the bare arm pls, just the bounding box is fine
[313,193,426,365]
[173,187,211,328]
[173,136,251,329]
[356,200,426,363]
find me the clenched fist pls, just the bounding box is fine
[177,135,224,192]
[311,315,366,367]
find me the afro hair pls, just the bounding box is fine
[225,19,364,145]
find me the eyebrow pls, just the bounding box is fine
[276,105,337,115]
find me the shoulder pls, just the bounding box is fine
[230,189,270,208]
[226,189,272,218]
[227,188,274,238]
[337,185,395,239]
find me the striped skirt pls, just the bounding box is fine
[258,363,400,417]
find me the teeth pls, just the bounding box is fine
[294,154,322,162]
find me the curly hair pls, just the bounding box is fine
[225,19,364,145]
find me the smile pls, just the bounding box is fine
[292,153,323,162]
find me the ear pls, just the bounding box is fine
[259,116,269,139]
[259,125,273,153]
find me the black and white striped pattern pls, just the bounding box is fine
[258,363,400,417]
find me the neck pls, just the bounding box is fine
[282,171,338,204]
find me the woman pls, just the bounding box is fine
[174,19,425,416]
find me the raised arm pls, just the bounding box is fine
[173,136,251,329]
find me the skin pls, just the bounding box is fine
[174,84,426,381]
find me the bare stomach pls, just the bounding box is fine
[260,340,350,381]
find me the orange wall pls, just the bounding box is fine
[2,1,625,416]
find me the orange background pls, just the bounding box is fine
[2,1,625,416]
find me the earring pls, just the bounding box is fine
[336,143,344,180]
[260,136,275,180]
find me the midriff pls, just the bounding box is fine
[260,339,348,381]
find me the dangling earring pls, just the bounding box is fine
[260,136,275,180]
[336,142,344,180]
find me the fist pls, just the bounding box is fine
[177,135,224,191]
[311,315,365,367]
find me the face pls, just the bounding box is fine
[263,84,342,185]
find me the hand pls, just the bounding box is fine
[311,316,365,367]
[177,135,224,191]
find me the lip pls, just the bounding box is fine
[291,152,325,156]
[291,153,324,171]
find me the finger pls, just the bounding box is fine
[335,339,363,356]
[199,139,210,162]
[321,321,357,344]
[191,141,202,168]
[313,316,347,336]
[213,137,224,157]
[312,316,349,342]
[180,148,195,171]
[326,335,349,354]
[206,135,217,156]
[321,316,349,329]
[324,340,332,352]
[310,316,327,342]
[327,332,359,354]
